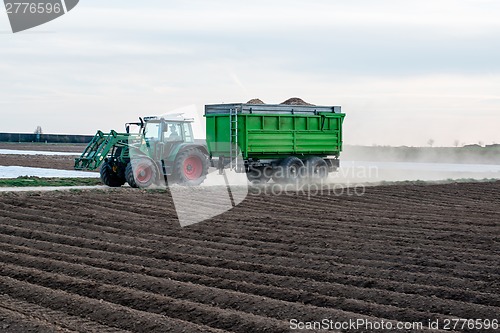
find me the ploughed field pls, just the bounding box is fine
[0,182,498,332]
[0,143,86,171]
[0,143,86,153]
[0,154,76,171]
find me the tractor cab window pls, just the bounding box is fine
[144,122,161,140]
[164,122,183,142]
[183,123,194,143]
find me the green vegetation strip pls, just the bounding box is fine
[0,176,102,187]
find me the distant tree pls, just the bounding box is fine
[427,139,435,147]
[478,141,484,147]
[34,126,43,142]
[453,139,460,147]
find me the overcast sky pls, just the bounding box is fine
[1,0,499,146]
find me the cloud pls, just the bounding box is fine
[66,1,500,34]
[0,0,499,146]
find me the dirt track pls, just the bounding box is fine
[0,182,498,332]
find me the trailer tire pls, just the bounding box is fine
[273,156,305,184]
[246,166,272,184]
[100,161,126,187]
[174,148,209,186]
[125,158,157,188]
[306,156,329,181]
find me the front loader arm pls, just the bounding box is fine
[74,130,135,171]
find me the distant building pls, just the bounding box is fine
[463,144,483,148]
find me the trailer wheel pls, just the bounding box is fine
[125,158,157,188]
[174,148,209,186]
[100,161,126,187]
[306,157,329,181]
[246,166,272,184]
[273,156,305,184]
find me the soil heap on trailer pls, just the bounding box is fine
[205,99,345,184]
[74,115,209,187]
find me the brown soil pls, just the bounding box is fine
[246,98,265,104]
[0,143,88,171]
[280,97,314,106]
[0,143,87,153]
[0,182,498,332]
[0,154,77,171]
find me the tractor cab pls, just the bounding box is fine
[142,116,194,144]
[137,115,196,162]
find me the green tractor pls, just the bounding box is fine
[75,115,209,187]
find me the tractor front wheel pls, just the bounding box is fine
[174,148,209,186]
[100,161,126,187]
[126,158,158,188]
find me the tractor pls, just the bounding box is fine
[75,115,209,187]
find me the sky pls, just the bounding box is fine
[1,0,499,146]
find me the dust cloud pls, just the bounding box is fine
[334,145,500,183]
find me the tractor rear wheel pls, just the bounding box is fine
[125,158,158,188]
[174,148,209,186]
[100,161,126,187]
[306,156,329,181]
[272,156,305,184]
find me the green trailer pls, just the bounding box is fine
[205,103,345,183]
